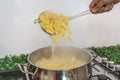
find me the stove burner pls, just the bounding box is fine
[92,74,111,80]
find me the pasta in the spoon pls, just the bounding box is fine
[38,11,72,42]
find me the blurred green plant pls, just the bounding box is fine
[89,44,120,64]
[0,54,28,71]
[1,44,120,71]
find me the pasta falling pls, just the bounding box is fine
[38,11,72,42]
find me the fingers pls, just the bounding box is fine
[89,0,99,9]
[89,0,99,13]
[93,1,105,13]
[97,4,114,13]
[90,0,105,14]
[97,7,106,13]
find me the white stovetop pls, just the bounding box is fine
[92,56,120,80]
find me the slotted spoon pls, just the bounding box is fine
[34,10,91,35]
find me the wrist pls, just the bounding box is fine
[114,0,120,4]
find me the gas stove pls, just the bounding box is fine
[89,58,120,80]
[89,51,120,80]
[17,51,120,80]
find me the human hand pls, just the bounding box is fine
[89,0,115,14]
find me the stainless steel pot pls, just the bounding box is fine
[28,46,92,80]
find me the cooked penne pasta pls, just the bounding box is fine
[38,11,72,42]
[35,57,86,70]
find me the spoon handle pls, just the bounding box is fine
[70,10,91,20]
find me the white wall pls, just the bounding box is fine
[0,0,120,57]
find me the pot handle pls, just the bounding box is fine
[18,64,38,79]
